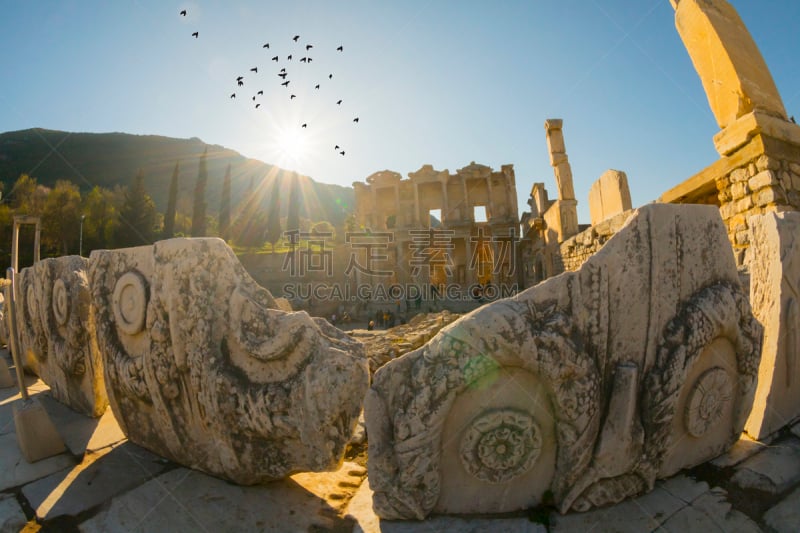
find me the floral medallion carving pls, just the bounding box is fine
[112,271,147,335]
[459,409,542,484]
[26,284,38,321]
[684,367,732,438]
[52,278,70,326]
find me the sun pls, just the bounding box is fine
[276,127,309,162]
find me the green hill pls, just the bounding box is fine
[0,128,354,225]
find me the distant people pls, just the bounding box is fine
[368,320,374,331]
[382,311,390,328]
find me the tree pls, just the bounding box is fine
[285,174,301,250]
[219,164,232,240]
[10,174,48,215]
[116,170,157,248]
[264,176,282,252]
[163,161,179,238]
[42,180,82,255]
[82,185,122,253]
[191,148,208,237]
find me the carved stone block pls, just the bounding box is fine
[12,257,107,417]
[365,204,761,519]
[89,238,368,483]
[745,212,800,439]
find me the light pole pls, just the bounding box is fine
[79,215,86,256]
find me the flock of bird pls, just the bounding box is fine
[180,9,359,157]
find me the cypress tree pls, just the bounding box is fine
[191,148,208,237]
[163,161,179,238]
[117,169,157,247]
[219,164,232,240]
[264,176,282,252]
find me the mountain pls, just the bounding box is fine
[0,128,354,226]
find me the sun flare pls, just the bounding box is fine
[276,127,308,162]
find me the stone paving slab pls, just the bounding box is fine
[37,393,126,456]
[549,485,686,532]
[345,479,546,533]
[0,375,51,437]
[79,462,367,533]
[731,437,800,494]
[659,474,710,504]
[763,485,800,533]
[0,431,75,492]
[22,441,169,521]
[0,494,27,533]
[657,488,762,532]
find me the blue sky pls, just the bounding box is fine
[1,1,799,223]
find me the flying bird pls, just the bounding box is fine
[290,94,296,99]
[192,32,199,38]
[337,45,343,51]
[278,72,287,79]
[230,93,235,99]
[250,67,258,73]
[238,80,244,87]
[336,99,342,105]
[180,10,187,16]
[307,57,313,63]
[263,43,269,48]
[306,44,313,50]
[293,35,300,42]
[329,74,333,79]
[315,84,320,89]
[301,123,307,128]
[340,151,345,156]
[252,96,256,101]
[272,56,279,61]
[280,68,286,72]
[287,54,292,60]
[300,57,307,63]
[257,90,263,95]
[353,117,359,123]
[335,145,340,150]
[281,80,290,87]
[236,76,244,81]
[255,103,261,109]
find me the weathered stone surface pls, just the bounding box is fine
[14,257,107,417]
[710,434,767,468]
[588,169,632,226]
[731,437,800,494]
[365,204,761,519]
[88,237,369,483]
[745,212,800,439]
[0,431,74,491]
[673,0,787,131]
[80,463,363,533]
[0,494,26,533]
[763,485,800,533]
[22,442,169,520]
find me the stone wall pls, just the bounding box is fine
[558,210,633,273]
[717,149,800,265]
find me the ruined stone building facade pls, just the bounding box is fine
[352,162,519,301]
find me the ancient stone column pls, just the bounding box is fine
[544,119,576,201]
[672,0,787,132]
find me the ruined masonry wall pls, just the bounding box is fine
[558,210,633,272]
[716,153,800,265]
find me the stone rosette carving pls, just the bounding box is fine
[365,204,762,519]
[459,409,543,484]
[89,237,369,483]
[11,257,108,417]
